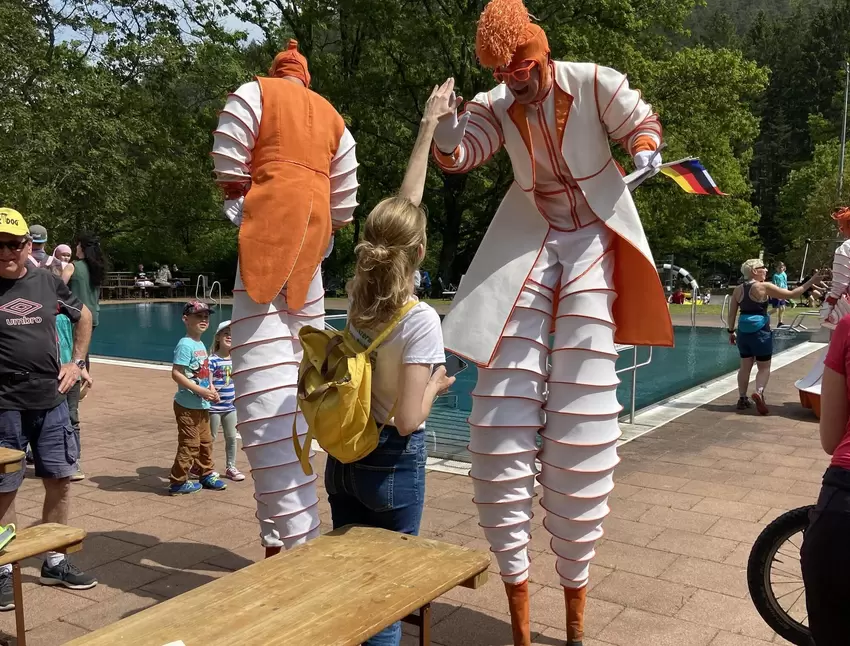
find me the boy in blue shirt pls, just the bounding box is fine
[771,261,789,327]
[168,301,227,495]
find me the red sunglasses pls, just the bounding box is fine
[494,60,538,83]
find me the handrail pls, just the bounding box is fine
[720,294,730,326]
[194,275,209,300]
[615,345,653,424]
[208,281,222,308]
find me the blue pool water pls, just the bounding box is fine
[93,303,810,458]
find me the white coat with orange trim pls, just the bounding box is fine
[434,61,672,366]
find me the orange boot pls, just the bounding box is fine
[504,580,532,646]
[265,546,282,559]
[565,585,587,645]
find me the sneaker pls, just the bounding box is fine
[70,468,86,482]
[199,473,227,491]
[169,481,202,496]
[736,396,751,410]
[225,467,245,482]
[752,391,770,416]
[0,569,13,611]
[40,559,97,590]
[25,451,33,465]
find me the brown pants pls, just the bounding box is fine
[170,403,215,484]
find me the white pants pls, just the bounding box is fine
[469,221,621,588]
[231,266,323,549]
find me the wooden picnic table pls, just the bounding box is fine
[67,525,490,646]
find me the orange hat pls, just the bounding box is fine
[269,39,311,87]
[475,0,550,71]
[833,206,850,221]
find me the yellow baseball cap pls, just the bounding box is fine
[0,208,28,237]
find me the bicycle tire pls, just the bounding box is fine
[747,505,814,646]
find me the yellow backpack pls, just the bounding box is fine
[292,301,418,476]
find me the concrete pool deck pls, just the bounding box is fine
[0,354,827,645]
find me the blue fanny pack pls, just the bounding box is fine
[739,313,768,334]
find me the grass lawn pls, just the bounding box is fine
[669,303,723,316]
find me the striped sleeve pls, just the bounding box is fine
[595,65,662,156]
[830,240,850,302]
[329,127,359,230]
[212,81,261,192]
[432,91,503,174]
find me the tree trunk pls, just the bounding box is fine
[437,172,467,283]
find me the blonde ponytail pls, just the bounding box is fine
[348,197,427,331]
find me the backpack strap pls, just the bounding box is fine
[363,300,419,355]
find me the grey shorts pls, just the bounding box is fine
[0,401,79,491]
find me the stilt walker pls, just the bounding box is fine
[431,1,673,643]
[211,41,359,556]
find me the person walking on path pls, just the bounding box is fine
[728,259,822,414]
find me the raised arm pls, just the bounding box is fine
[211,81,261,225]
[399,79,463,206]
[595,65,663,170]
[431,87,503,175]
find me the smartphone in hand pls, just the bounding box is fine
[442,354,468,378]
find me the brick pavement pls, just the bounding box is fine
[0,352,827,645]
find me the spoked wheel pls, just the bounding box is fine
[747,506,814,646]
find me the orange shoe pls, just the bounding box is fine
[504,580,531,646]
[751,391,769,416]
[565,585,587,646]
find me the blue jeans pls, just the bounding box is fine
[325,426,427,646]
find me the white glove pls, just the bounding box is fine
[434,94,470,154]
[634,150,662,177]
[223,197,244,227]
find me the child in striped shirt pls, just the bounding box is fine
[209,320,244,481]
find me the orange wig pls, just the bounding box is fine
[269,39,311,87]
[475,0,550,89]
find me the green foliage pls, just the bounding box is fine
[0,0,840,290]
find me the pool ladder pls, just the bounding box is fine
[195,275,222,309]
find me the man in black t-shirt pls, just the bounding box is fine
[0,207,98,609]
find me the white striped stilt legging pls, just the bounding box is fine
[231,265,324,549]
[468,222,621,590]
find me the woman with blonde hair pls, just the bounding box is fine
[323,79,458,646]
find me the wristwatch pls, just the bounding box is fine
[74,359,86,370]
[727,329,736,334]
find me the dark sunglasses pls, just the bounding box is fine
[0,239,27,252]
[494,60,538,83]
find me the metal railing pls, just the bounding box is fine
[208,281,222,308]
[195,275,209,301]
[615,344,654,424]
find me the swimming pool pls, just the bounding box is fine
[93,303,811,459]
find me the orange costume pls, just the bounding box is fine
[212,42,359,552]
[432,1,672,644]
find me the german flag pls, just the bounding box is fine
[660,159,726,196]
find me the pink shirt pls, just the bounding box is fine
[824,315,850,468]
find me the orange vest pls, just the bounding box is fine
[240,76,345,308]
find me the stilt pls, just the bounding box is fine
[565,585,587,646]
[504,580,531,646]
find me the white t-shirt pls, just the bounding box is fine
[348,301,446,429]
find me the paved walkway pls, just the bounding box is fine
[0,354,825,645]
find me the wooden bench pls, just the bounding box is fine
[1,524,86,646]
[67,525,490,645]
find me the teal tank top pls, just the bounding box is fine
[68,260,100,327]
